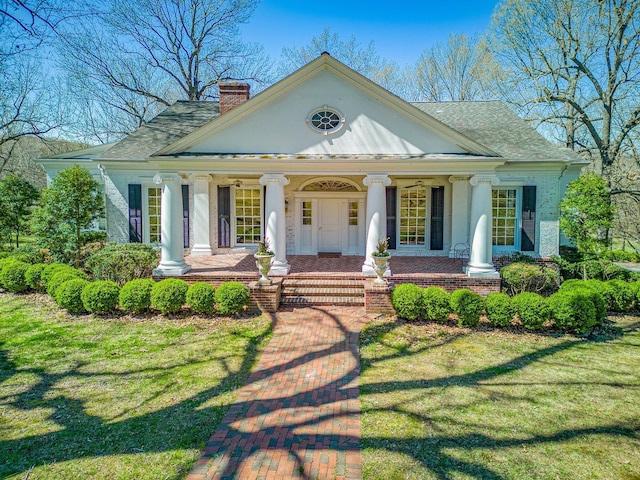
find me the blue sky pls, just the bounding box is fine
[241,1,501,66]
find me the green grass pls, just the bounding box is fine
[360,317,640,479]
[0,293,271,480]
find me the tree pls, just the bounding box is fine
[59,0,271,139]
[0,173,39,248]
[560,172,614,259]
[414,34,502,102]
[278,28,403,96]
[489,0,640,186]
[32,165,104,267]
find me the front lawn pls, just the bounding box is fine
[360,316,640,479]
[0,293,271,480]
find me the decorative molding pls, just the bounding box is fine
[469,174,499,186]
[259,173,290,186]
[448,175,470,183]
[363,174,391,187]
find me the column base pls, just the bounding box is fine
[190,244,213,256]
[269,260,291,275]
[464,263,500,278]
[153,260,192,276]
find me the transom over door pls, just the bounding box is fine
[318,199,342,252]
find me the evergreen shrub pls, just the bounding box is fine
[47,270,86,298]
[215,282,250,315]
[548,290,597,334]
[449,289,484,327]
[55,278,89,314]
[25,263,47,291]
[86,243,158,285]
[186,282,216,315]
[485,292,514,327]
[151,278,188,315]
[421,286,451,323]
[0,261,30,292]
[603,280,635,312]
[511,292,551,330]
[501,262,558,295]
[119,278,155,314]
[82,280,120,314]
[391,283,424,321]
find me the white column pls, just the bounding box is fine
[362,174,391,275]
[153,174,191,275]
[448,176,470,257]
[465,174,499,278]
[260,173,290,275]
[190,175,212,255]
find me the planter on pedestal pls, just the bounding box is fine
[254,253,275,285]
[372,254,390,285]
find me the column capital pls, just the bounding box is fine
[259,173,290,186]
[469,174,499,187]
[448,175,470,184]
[193,174,212,182]
[363,174,391,187]
[152,173,182,185]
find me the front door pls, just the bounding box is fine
[318,199,342,252]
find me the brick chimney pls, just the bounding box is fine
[218,82,250,114]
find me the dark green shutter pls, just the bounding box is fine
[128,184,142,243]
[218,186,230,248]
[386,186,397,249]
[521,186,536,251]
[182,185,189,249]
[430,186,444,250]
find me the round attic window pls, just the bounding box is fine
[307,107,345,135]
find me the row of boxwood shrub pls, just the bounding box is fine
[391,280,640,334]
[0,259,250,317]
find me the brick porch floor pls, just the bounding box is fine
[186,306,376,480]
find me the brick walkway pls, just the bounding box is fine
[186,306,377,480]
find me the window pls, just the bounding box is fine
[307,107,345,135]
[399,187,427,245]
[302,201,312,225]
[492,189,517,247]
[235,187,262,245]
[349,202,358,226]
[148,187,162,244]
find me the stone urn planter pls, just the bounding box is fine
[254,253,274,285]
[372,254,390,285]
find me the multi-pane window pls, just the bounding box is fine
[235,187,262,244]
[302,201,312,225]
[349,201,358,226]
[399,188,426,245]
[148,187,162,244]
[492,189,517,246]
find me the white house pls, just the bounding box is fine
[38,53,585,279]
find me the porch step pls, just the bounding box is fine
[281,278,365,306]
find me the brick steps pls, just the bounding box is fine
[281,277,365,306]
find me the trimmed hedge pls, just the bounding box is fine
[55,278,89,314]
[602,280,635,312]
[47,271,85,298]
[215,282,250,315]
[25,263,48,292]
[391,283,424,321]
[119,278,155,314]
[449,289,484,327]
[501,262,558,295]
[559,280,607,322]
[82,280,120,314]
[86,243,158,285]
[548,290,597,334]
[151,278,188,315]
[511,292,551,330]
[0,261,30,293]
[186,282,216,315]
[485,292,514,327]
[41,264,83,289]
[421,286,451,323]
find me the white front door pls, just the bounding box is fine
[318,199,342,252]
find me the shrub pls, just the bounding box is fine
[421,286,451,323]
[602,280,635,312]
[151,278,188,315]
[391,283,424,321]
[485,292,514,327]
[632,282,640,308]
[86,243,158,286]
[449,289,484,327]
[548,290,598,334]
[7,245,46,264]
[501,262,559,295]
[25,263,48,291]
[119,278,155,314]
[55,278,89,314]
[47,270,86,298]
[511,292,551,330]
[215,282,250,315]
[41,263,80,289]
[82,280,120,314]
[186,282,216,315]
[560,280,607,322]
[0,261,30,292]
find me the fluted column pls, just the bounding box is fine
[190,175,212,255]
[362,174,391,275]
[448,176,470,257]
[153,174,191,275]
[465,174,499,278]
[260,173,290,275]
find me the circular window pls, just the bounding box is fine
[307,107,345,135]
